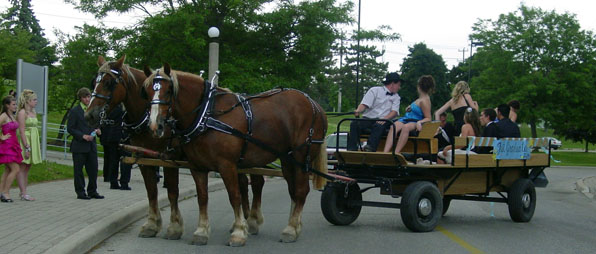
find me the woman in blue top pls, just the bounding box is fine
[383,75,435,153]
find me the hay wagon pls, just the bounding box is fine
[321,119,551,232]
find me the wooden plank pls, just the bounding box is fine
[437,171,487,195]
[337,151,407,166]
[122,157,285,177]
[122,157,192,168]
[452,153,549,168]
[237,168,284,177]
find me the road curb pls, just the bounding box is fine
[575,176,596,200]
[44,180,225,254]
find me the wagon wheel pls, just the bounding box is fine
[508,178,536,222]
[321,182,362,226]
[442,196,452,216]
[400,181,442,232]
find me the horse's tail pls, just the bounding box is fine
[311,138,328,190]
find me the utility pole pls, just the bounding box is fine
[468,41,484,82]
[458,48,467,63]
[355,0,361,106]
[338,35,343,112]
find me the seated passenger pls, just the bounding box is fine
[472,108,498,154]
[496,103,520,138]
[347,72,402,152]
[383,75,435,153]
[438,108,481,163]
[435,112,455,150]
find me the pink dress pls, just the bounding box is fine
[0,121,23,164]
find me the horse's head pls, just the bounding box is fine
[143,63,177,138]
[85,55,136,128]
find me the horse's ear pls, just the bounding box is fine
[97,56,106,67]
[164,63,171,76]
[143,65,153,77]
[114,55,126,69]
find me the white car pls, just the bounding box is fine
[326,132,348,161]
[547,137,562,150]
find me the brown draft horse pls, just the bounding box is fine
[84,55,265,244]
[143,64,328,246]
[84,55,188,240]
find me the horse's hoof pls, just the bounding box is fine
[139,222,160,238]
[247,218,260,235]
[138,228,158,238]
[192,235,209,245]
[165,229,183,240]
[165,222,183,240]
[280,226,298,243]
[228,236,246,247]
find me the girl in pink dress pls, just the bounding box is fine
[0,95,23,203]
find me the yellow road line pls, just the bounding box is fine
[436,226,484,254]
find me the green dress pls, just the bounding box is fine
[20,117,42,164]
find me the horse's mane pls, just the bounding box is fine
[143,67,233,97]
[98,62,138,86]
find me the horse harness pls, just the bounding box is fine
[92,68,150,138]
[149,75,328,177]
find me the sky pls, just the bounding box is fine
[2,0,596,70]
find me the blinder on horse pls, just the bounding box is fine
[92,68,123,127]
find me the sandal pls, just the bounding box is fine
[21,194,35,201]
[1,194,13,203]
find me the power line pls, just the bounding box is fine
[35,12,142,25]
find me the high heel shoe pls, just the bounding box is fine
[1,193,13,203]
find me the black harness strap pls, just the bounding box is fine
[236,94,253,164]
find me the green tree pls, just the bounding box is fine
[399,43,449,113]
[68,0,353,102]
[1,0,57,66]
[470,5,596,139]
[0,28,35,93]
[332,26,400,112]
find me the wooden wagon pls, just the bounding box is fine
[321,119,551,232]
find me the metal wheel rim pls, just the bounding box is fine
[522,193,531,209]
[418,198,432,217]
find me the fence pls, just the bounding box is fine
[46,122,104,159]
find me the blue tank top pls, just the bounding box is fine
[398,101,424,123]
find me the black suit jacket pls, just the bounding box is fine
[474,122,499,154]
[99,105,125,145]
[496,118,521,138]
[68,104,97,153]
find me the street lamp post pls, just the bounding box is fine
[355,0,361,106]
[208,27,220,85]
[468,41,484,82]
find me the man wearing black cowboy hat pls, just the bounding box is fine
[348,72,403,151]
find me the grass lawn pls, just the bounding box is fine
[549,151,596,167]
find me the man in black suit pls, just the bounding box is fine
[100,104,131,190]
[496,104,520,138]
[474,108,498,154]
[68,88,104,200]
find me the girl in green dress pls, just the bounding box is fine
[17,90,41,201]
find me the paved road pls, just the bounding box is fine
[91,167,596,254]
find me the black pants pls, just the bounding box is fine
[347,119,391,151]
[102,142,119,182]
[117,149,132,186]
[73,151,98,196]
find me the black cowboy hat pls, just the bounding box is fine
[382,72,405,85]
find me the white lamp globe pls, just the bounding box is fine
[208,27,220,38]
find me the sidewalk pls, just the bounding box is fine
[0,150,224,254]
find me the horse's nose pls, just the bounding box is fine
[156,122,165,138]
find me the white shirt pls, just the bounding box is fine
[361,86,400,119]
